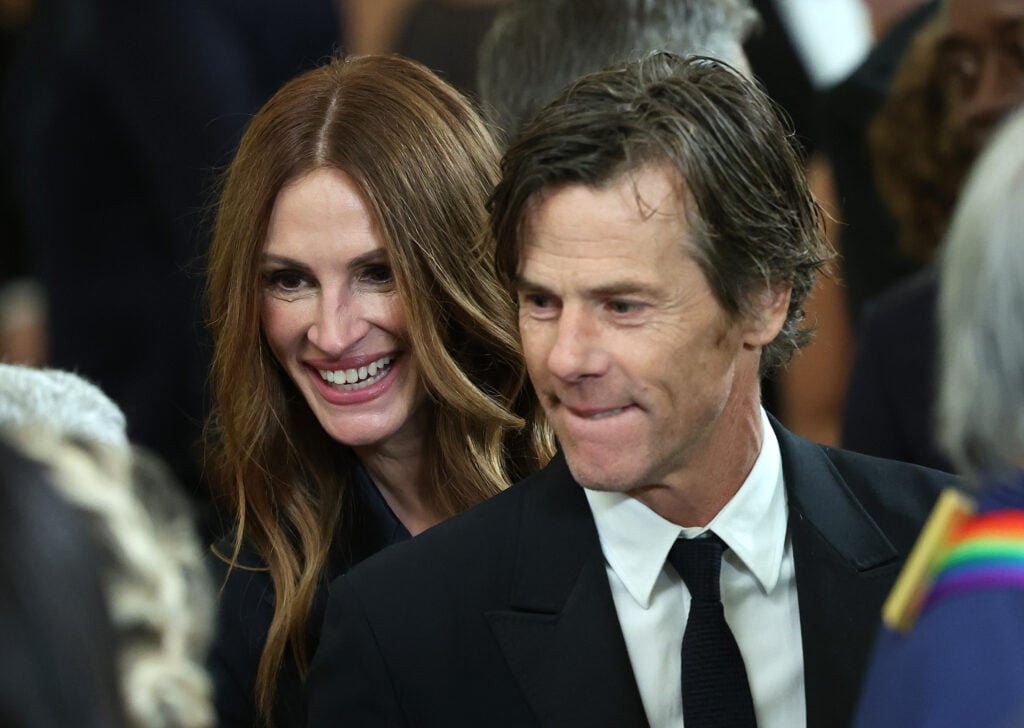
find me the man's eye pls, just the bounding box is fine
[608,300,641,314]
[520,293,551,308]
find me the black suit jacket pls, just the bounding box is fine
[307,421,957,727]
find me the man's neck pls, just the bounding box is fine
[629,388,765,528]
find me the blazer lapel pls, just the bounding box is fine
[774,420,903,727]
[485,453,649,727]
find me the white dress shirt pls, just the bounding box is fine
[584,409,806,728]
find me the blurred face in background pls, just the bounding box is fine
[260,167,427,455]
[939,0,1024,158]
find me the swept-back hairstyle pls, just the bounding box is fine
[206,54,548,719]
[938,109,1024,481]
[477,0,759,144]
[491,52,829,373]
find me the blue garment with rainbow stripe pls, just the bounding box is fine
[855,473,1024,728]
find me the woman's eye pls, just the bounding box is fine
[361,264,394,285]
[262,269,315,300]
[265,270,307,291]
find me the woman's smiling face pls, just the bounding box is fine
[260,167,427,453]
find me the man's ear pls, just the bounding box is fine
[742,286,791,349]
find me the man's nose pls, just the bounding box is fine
[545,306,608,382]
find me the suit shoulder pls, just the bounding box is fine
[822,444,961,494]
[821,445,961,544]
[775,417,962,545]
[340,467,548,591]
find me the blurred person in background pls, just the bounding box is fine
[0,362,215,728]
[749,0,939,448]
[476,0,757,147]
[0,434,127,728]
[842,15,958,471]
[842,0,1024,471]
[205,54,549,728]
[855,106,1024,728]
[818,0,939,326]
[0,361,129,447]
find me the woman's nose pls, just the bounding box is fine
[307,293,370,355]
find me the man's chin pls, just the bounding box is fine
[564,455,639,493]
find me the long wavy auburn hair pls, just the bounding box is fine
[205,54,550,722]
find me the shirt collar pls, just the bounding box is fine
[585,408,788,607]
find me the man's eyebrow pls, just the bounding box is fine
[514,276,658,298]
[514,275,551,293]
[588,282,658,298]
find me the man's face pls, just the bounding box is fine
[516,164,779,494]
[940,0,1024,157]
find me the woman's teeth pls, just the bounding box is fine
[318,356,394,390]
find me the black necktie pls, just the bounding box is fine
[667,534,757,727]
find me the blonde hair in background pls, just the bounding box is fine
[6,425,214,728]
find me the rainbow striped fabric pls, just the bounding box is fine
[924,510,1024,609]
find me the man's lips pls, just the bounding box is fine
[561,403,635,420]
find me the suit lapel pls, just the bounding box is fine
[485,453,649,727]
[774,420,902,727]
